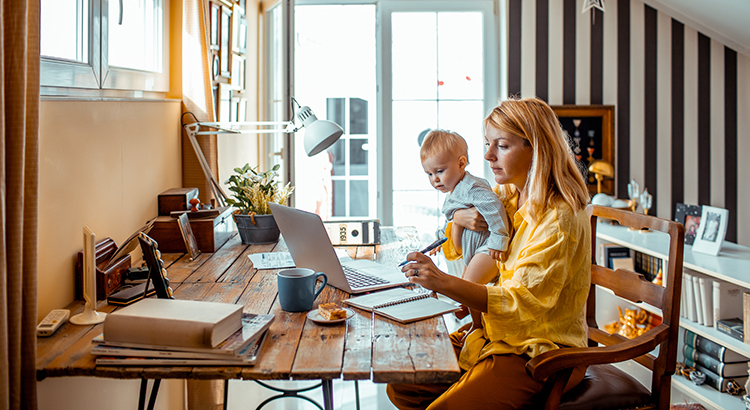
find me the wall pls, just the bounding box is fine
[508,0,750,246]
[36,99,185,410]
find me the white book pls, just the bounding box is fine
[713,279,744,327]
[94,313,275,356]
[680,274,687,319]
[103,299,243,349]
[698,275,714,327]
[683,272,697,322]
[692,274,704,325]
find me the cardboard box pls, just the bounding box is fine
[148,206,236,253]
[158,188,199,216]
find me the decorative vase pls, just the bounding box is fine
[234,213,281,244]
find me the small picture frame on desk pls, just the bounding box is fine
[691,206,728,256]
[177,213,201,261]
[674,203,702,245]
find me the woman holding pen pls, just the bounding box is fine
[387,97,592,409]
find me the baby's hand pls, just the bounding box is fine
[488,248,504,261]
[428,246,442,256]
[454,304,470,320]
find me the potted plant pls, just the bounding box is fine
[225,163,294,244]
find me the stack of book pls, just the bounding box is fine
[683,329,749,393]
[93,299,274,366]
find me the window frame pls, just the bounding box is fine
[40,0,169,97]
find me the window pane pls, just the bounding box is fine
[109,0,163,72]
[393,190,444,242]
[437,12,484,100]
[350,139,368,176]
[437,100,486,177]
[330,139,345,176]
[392,12,437,100]
[327,98,346,134]
[349,98,368,135]
[350,181,368,217]
[41,0,88,62]
[294,5,376,219]
[391,101,437,191]
[332,180,346,217]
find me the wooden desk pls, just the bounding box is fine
[37,227,461,409]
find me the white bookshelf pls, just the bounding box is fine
[596,222,750,409]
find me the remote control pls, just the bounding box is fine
[37,309,70,337]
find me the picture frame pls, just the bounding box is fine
[691,206,729,256]
[674,203,702,245]
[551,105,615,195]
[177,213,202,261]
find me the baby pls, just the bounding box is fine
[420,130,511,323]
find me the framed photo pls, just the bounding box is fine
[674,203,702,245]
[551,105,615,195]
[177,213,201,261]
[691,206,729,256]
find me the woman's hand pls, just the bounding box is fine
[401,252,490,314]
[400,252,451,293]
[452,207,488,231]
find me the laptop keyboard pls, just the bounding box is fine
[342,265,390,288]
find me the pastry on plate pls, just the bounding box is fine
[318,303,347,320]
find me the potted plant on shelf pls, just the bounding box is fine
[225,163,294,244]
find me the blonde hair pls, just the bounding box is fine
[484,97,589,218]
[420,130,469,164]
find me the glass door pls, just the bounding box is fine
[379,1,498,245]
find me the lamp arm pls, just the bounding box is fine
[183,120,300,207]
[184,123,229,207]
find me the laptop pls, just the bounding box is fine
[269,203,409,294]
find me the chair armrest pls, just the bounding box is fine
[525,323,669,381]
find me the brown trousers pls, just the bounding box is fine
[386,332,586,410]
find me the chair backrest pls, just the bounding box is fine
[587,205,685,409]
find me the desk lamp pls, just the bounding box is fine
[183,98,343,206]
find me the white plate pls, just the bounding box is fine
[307,308,355,324]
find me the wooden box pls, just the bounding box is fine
[158,187,199,216]
[75,238,132,301]
[148,206,237,253]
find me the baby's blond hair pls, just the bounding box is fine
[420,130,469,164]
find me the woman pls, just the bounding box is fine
[387,97,591,409]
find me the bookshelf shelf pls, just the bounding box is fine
[596,222,750,409]
[672,376,744,410]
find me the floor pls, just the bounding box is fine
[226,311,468,410]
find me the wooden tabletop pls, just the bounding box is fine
[37,227,461,385]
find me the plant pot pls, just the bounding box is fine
[234,213,280,244]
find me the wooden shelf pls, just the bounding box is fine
[596,222,750,409]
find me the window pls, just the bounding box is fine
[40,0,168,96]
[292,1,500,244]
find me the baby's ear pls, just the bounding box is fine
[458,156,468,169]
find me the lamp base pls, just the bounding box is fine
[70,306,107,325]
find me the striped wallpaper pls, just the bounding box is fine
[506,0,750,246]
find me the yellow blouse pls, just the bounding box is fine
[450,190,591,371]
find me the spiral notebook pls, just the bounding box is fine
[344,288,460,323]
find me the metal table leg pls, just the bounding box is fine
[321,379,334,410]
[138,379,161,410]
[251,380,325,410]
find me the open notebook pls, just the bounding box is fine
[344,288,460,323]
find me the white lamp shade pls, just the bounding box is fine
[297,106,344,156]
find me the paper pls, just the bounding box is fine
[247,252,295,269]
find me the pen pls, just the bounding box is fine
[398,237,448,267]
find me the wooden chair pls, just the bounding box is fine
[525,205,685,410]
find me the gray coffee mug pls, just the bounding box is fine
[277,268,328,312]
